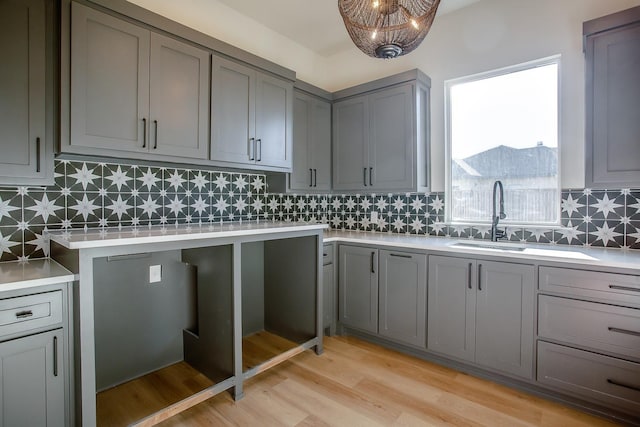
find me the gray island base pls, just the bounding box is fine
[48,221,327,426]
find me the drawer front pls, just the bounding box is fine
[323,244,334,266]
[539,266,640,306]
[0,291,63,338]
[539,295,640,360]
[537,341,640,414]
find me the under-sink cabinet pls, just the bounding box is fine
[339,245,427,348]
[427,255,535,379]
[69,3,210,160]
[537,266,640,416]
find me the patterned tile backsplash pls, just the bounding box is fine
[0,159,638,261]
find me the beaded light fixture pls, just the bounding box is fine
[338,0,441,59]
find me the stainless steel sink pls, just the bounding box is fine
[450,240,527,252]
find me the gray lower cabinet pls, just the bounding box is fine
[339,245,378,333]
[290,89,331,191]
[70,3,209,159]
[322,244,335,335]
[378,250,427,347]
[211,56,293,171]
[427,255,534,379]
[0,0,54,185]
[332,70,430,193]
[584,6,640,188]
[339,245,427,348]
[0,329,65,427]
[537,266,640,418]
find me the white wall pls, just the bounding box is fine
[128,0,640,191]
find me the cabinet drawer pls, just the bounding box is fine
[539,295,640,360]
[539,266,640,306]
[537,341,640,414]
[323,244,334,266]
[0,291,63,338]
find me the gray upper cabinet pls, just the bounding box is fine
[70,3,209,159]
[428,255,534,379]
[290,89,331,192]
[585,6,640,188]
[211,56,293,171]
[378,250,427,348]
[0,0,53,186]
[332,70,430,193]
[0,329,65,427]
[339,245,378,333]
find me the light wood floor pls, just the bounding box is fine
[98,335,621,426]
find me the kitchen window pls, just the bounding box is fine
[445,56,560,226]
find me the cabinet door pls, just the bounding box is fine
[339,246,378,333]
[70,3,150,152]
[378,250,427,347]
[475,261,534,379]
[369,84,415,191]
[290,91,312,190]
[427,256,476,362]
[332,96,369,191]
[211,56,255,165]
[323,262,334,334]
[586,16,640,188]
[0,0,46,181]
[310,99,332,191]
[0,329,65,427]
[149,33,209,159]
[255,72,293,169]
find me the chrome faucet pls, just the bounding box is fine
[491,180,506,242]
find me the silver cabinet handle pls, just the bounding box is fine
[369,167,373,186]
[608,326,640,337]
[36,137,41,172]
[468,263,473,289]
[607,378,640,392]
[153,120,158,149]
[142,118,147,148]
[478,264,482,291]
[609,284,640,293]
[256,138,262,161]
[16,310,33,319]
[53,336,58,377]
[363,168,368,187]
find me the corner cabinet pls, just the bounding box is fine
[211,56,293,171]
[69,3,210,160]
[0,0,54,186]
[339,245,427,348]
[427,255,535,379]
[332,70,430,193]
[584,6,640,188]
[289,89,331,191]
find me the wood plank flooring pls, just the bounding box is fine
[98,335,621,426]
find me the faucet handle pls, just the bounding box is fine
[495,228,506,240]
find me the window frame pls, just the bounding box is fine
[444,55,562,227]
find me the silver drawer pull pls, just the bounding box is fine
[608,327,640,338]
[607,378,640,393]
[15,310,34,319]
[609,284,640,293]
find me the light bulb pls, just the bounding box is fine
[371,30,378,39]
[411,18,419,29]
[372,0,380,8]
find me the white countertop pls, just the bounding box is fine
[324,230,640,271]
[0,259,75,293]
[47,221,328,249]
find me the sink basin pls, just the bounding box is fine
[450,240,527,252]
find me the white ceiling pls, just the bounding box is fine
[216,0,482,57]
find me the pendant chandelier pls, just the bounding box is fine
[338,0,441,59]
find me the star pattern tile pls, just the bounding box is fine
[0,160,639,259]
